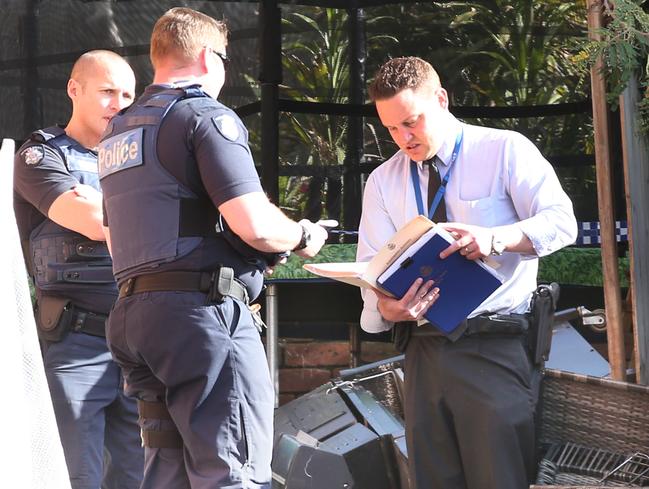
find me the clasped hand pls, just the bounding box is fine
[373,222,492,322]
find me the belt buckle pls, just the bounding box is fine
[121,278,135,297]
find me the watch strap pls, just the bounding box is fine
[293,224,310,251]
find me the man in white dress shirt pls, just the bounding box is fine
[357,56,577,489]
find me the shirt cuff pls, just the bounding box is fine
[519,216,576,257]
[360,307,393,333]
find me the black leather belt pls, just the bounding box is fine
[118,268,249,304]
[61,306,107,337]
[411,313,529,338]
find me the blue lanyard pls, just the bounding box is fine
[409,129,463,219]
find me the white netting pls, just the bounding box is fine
[0,138,71,488]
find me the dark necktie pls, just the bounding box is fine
[426,156,447,223]
[426,156,468,341]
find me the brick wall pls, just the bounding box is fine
[277,338,400,405]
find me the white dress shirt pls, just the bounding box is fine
[357,111,578,333]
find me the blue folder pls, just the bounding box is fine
[377,231,503,335]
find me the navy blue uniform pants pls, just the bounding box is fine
[42,332,143,489]
[107,290,273,489]
[404,334,538,489]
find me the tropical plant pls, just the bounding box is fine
[276,7,350,221]
[241,2,599,221]
[278,7,396,222]
[574,0,649,136]
[363,1,596,218]
[440,0,598,218]
[441,1,588,147]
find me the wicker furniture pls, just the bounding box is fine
[533,368,649,488]
[339,358,649,488]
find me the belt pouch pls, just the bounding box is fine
[529,283,560,365]
[36,296,71,342]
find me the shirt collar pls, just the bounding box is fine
[433,113,462,167]
[147,80,201,93]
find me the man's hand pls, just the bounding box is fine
[264,253,289,275]
[293,219,328,259]
[374,278,439,322]
[437,222,492,260]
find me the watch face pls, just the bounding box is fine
[491,235,505,255]
[302,227,311,247]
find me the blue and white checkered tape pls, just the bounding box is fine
[329,221,629,247]
[577,220,628,245]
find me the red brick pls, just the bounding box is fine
[361,341,400,364]
[279,368,333,393]
[283,340,350,367]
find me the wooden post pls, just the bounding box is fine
[620,75,649,384]
[587,0,626,380]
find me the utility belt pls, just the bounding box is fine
[393,282,560,366]
[392,313,527,353]
[410,313,529,337]
[118,268,249,304]
[36,296,107,342]
[118,268,266,332]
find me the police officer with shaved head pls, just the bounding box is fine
[98,7,328,489]
[14,50,143,489]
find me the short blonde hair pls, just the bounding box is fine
[368,57,441,102]
[150,7,228,68]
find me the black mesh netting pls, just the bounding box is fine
[1,1,601,226]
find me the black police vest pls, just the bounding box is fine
[27,127,116,299]
[98,86,216,279]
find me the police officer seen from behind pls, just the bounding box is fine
[357,57,578,489]
[98,8,328,489]
[13,50,143,489]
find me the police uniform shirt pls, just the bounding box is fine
[14,134,117,313]
[14,138,81,241]
[145,85,266,300]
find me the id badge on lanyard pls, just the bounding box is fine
[409,129,463,219]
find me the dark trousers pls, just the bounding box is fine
[107,290,273,489]
[42,331,143,489]
[404,334,538,489]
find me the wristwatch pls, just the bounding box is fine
[293,223,311,251]
[490,231,506,256]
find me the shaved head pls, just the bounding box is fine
[65,50,136,148]
[70,50,132,87]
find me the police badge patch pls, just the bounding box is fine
[21,145,45,166]
[213,114,240,142]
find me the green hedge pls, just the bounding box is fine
[270,244,629,288]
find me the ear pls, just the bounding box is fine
[199,46,211,75]
[436,87,449,110]
[67,78,80,100]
